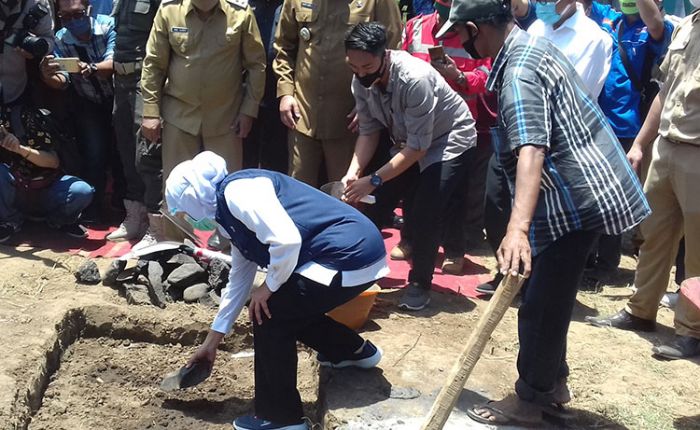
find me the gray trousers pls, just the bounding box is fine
[113,72,162,213]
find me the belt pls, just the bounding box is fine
[114,61,142,75]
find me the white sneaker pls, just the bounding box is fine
[660,292,679,309]
[106,199,147,241]
[131,213,165,252]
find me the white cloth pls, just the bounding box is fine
[210,176,389,335]
[164,151,228,220]
[528,4,612,98]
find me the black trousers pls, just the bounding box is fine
[253,274,372,424]
[515,230,598,405]
[408,149,472,287]
[483,153,512,255]
[242,103,288,173]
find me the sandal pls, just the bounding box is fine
[466,395,544,427]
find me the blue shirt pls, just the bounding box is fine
[487,27,650,255]
[516,0,538,30]
[412,0,434,17]
[90,0,113,17]
[54,14,116,105]
[591,2,674,138]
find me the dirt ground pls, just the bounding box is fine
[1,243,699,430]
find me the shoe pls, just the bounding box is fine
[441,255,464,275]
[652,335,700,360]
[579,275,603,293]
[132,213,165,252]
[585,309,656,332]
[398,282,431,311]
[475,272,504,296]
[106,199,147,242]
[50,223,88,239]
[233,415,308,430]
[0,223,21,243]
[390,242,412,260]
[392,214,404,229]
[207,231,230,251]
[660,292,679,309]
[317,340,382,369]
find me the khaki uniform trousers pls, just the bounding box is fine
[161,122,242,241]
[288,129,355,188]
[626,137,700,336]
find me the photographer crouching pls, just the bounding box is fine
[0,117,94,242]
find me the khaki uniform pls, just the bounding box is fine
[273,0,402,186]
[626,11,700,336]
[141,0,266,177]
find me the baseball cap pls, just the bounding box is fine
[435,0,511,39]
[434,0,452,21]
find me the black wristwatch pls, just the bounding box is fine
[369,172,383,187]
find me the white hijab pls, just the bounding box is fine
[164,151,228,220]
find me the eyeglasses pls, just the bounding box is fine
[59,9,87,22]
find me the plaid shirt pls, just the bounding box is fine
[54,14,116,105]
[487,27,650,256]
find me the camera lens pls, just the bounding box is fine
[20,36,49,58]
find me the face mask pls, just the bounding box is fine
[619,0,639,14]
[461,29,482,59]
[65,15,91,37]
[535,2,563,26]
[357,55,385,88]
[185,214,218,231]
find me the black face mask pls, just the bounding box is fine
[357,55,385,88]
[462,30,482,59]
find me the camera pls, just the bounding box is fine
[3,3,50,58]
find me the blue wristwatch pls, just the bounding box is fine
[370,172,383,187]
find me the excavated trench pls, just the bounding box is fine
[9,306,322,430]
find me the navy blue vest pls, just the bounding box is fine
[215,170,386,272]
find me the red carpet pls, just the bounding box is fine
[7,218,492,300]
[377,227,492,299]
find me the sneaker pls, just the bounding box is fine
[106,199,147,242]
[49,223,88,238]
[0,223,21,243]
[317,340,382,369]
[233,415,308,430]
[390,242,412,260]
[132,213,165,252]
[441,255,464,275]
[660,292,679,309]
[398,282,431,311]
[475,273,503,296]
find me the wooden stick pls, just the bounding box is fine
[421,274,526,430]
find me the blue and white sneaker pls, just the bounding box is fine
[233,415,308,430]
[317,340,382,369]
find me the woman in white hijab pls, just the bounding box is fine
[165,152,389,430]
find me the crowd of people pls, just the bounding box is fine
[1,0,699,427]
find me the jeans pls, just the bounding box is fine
[407,149,472,287]
[515,230,598,405]
[73,98,112,213]
[253,274,372,424]
[0,164,94,226]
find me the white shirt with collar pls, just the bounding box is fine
[528,3,612,98]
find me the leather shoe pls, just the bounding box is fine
[585,309,655,332]
[652,335,700,360]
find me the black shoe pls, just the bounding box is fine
[579,275,603,293]
[585,309,656,332]
[392,214,404,229]
[0,223,21,243]
[50,223,88,239]
[398,282,431,311]
[476,272,504,296]
[652,335,700,360]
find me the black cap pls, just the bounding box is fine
[435,0,510,38]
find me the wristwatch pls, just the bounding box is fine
[369,172,383,188]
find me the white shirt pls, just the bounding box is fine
[210,176,389,335]
[528,4,612,98]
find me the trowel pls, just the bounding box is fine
[160,361,212,391]
[119,241,232,264]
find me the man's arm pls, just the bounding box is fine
[141,6,171,119]
[95,17,116,79]
[636,0,665,41]
[375,0,403,49]
[498,145,545,277]
[627,90,664,171]
[239,8,267,118]
[272,0,298,99]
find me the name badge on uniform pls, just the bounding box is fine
[301,1,314,8]
[299,27,311,41]
[171,27,189,33]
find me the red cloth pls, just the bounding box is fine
[401,12,492,120]
[681,277,700,312]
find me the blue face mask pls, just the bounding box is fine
[535,2,562,26]
[65,16,91,37]
[184,215,218,231]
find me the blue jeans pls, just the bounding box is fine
[74,98,112,213]
[0,164,94,226]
